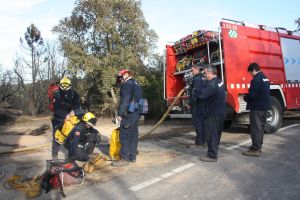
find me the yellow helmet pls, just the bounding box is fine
[59,77,72,90]
[82,112,97,126]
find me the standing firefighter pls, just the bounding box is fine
[112,69,142,167]
[196,64,226,162]
[189,64,207,146]
[51,77,81,159]
[243,62,271,157]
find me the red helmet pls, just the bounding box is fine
[118,69,131,76]
[116,69,131,83]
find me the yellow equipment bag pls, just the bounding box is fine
[109,128,121,161]
[55,116,80,144]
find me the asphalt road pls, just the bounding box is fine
[0,116,299,200]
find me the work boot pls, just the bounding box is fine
[242,149,261,157]
[248,146,262,153]
[200,156,217,162]
[111,159,130,167]
[129,159,136,163]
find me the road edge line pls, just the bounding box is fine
[129,163,195,192]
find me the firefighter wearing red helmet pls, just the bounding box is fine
[116,69,132,83]
[112,68,143,167]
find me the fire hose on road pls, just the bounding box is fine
[0,89,186,198]
[139,88,186,139]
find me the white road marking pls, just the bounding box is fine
[278,124,300,132]
[129,163,195,192]
[224,123,300,150]
[130,124,299,192]
[224,139,252,150]
[172,163,195,173]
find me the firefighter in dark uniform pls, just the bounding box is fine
[189,64,207,146]
[112,69,142,167]
[52,77,81,159]
[64,112,98,162]
[243,62,271,157]
[196,64,226,162]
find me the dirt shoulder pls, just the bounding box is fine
[0,115,193,152]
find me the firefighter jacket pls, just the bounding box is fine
[244,72,271,111]
[189,73,207,109]
[64,122,98,161]
[117,79,142,117]
[196,76,226,118]
[53,89,81,122]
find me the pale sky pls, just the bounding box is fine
[0,0,299,70]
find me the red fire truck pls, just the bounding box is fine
[164,18,300,133]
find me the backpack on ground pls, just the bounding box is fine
[40,160,84,197]
[48,83,60,112]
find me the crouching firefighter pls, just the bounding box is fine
[64,112,99,162]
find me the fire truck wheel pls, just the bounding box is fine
[264,96,283,134]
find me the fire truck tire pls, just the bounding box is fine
[223,120,233,130]
[264,96,283,134]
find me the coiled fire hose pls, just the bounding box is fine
[3,175,41,199]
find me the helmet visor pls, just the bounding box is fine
[60,83,71,90]
[86,118,97,126]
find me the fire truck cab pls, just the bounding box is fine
[164,18,300,133]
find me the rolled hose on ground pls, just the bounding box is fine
[0,89,186,154]
[3,175,42,198]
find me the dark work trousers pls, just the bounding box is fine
[250,110,267,150]
[204,116,225,159]
[120,112,140,161]
[51,118,64,158]
[191,106,205,145]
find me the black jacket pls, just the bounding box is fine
[53,89,80,121]
[244,72,271,111]
[196,76,226,118]
[65,122,98,161]
[189,73,207,107]
[118,79,142,117]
